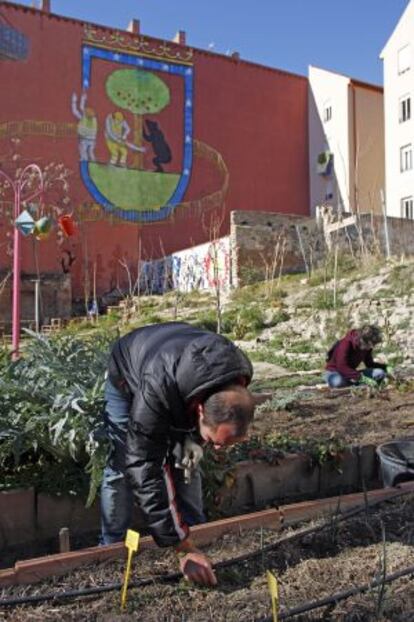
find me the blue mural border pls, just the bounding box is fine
[80,45,193,223]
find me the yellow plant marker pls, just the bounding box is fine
[121,529,140,611]
[267,570,279,622]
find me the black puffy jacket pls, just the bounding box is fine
[107,322,253,547]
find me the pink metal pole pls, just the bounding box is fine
[0,163,44,360]
[12,184,21,359]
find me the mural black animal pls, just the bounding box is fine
[143,119,172,173]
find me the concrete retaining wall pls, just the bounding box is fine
[217,445,379,513]
[0,490,100,550]
[0,445,381,554]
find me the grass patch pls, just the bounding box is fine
[396,318,412,331]
[250,374,322,392]
[231,281,288,306]
[372,287,394,300]
[191,311,218,333]
[386,264,414,297]
[313,289,343,310]
[309,253,359,287]
[286,340,315,354]
[249,348,322,372]
[222,306,266,339]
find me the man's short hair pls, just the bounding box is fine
[359,324,383,348]
[202,385,255,436]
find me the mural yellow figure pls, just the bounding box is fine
[105,111,130,167]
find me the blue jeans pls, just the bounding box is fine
[325,368,387,388]
[100,379,206,544]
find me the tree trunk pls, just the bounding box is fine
[132,114,143,169]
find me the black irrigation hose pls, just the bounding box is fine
[0,572,182,608]
[256,563,414,621]
[0,486,412,609]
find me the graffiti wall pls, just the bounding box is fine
[0,2,309,308]
[140,236,231,294]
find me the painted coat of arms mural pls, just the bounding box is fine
[0,21,229,232]
[74,44,193,223]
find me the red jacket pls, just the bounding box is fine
[326,330,384,381]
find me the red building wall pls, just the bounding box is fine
[0,2,309,302]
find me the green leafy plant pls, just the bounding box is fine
[0,330,114,504]
[221,306,266,340]
[224,433,346,469]
[192,311,218,333]
[255,391,313,414]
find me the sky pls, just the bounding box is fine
[7,0,411,85]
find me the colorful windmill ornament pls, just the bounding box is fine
[15,209,35,236]
[58,213,77,237]
[34,215,53,240]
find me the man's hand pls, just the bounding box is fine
[179,551,217,586]
[174,437,204,484]
[386,365,395,379]
[182,437,203,470]
[175,538,217,587]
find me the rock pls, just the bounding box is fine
[252,361,291,379]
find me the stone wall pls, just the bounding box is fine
[230,210,414,287]
[332,214,414,257]
[68,210,414,304]
[230,210,325,287]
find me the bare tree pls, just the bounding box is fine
[202,208,227,334]
[259,229,288,300]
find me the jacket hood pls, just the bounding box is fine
[348,329,360,347]
[175,332,253,400]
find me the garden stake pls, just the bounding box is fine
[121,529,140,611]
[267,570,279,622]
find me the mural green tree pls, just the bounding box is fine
[106,69,170,169]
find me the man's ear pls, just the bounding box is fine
[197,402,204,420]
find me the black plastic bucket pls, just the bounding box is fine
[376,439,414,487]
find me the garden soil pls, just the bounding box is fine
[2,494,414,621]
[251,385,414,446]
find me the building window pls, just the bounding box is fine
[401,196,413,219]
[323,104,332,122]
[398,44,411,74]
[400,144,412,172]
[399,95,411,122]
[325,180,334,201]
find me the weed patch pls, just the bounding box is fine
[313,289,343,310]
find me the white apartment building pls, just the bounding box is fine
[308,66,384,216]
[381,0,414,219]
